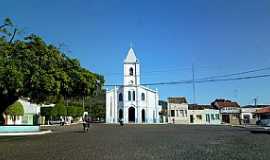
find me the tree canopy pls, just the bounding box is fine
[0,18,104,123]
[5,101,24,117]
[51,101,67,117]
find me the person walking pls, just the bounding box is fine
[83,115,90,132]
[119,118,124,126]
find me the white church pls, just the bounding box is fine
[106,48,161,124]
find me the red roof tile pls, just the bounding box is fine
[215,101,240,109]
[256,107,270,114]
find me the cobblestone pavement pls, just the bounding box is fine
[0,124,270,160]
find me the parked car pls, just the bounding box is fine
[256,119,270,127]
[49,120,65,126]
[49,120,61,125]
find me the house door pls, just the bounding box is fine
[128,107,135,122]
[119,109,123,120]
[222,115,230,123]
[243,115,250,124]
[190,115,194,123]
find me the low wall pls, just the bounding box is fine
[0,125,40,133]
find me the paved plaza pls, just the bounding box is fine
[0,124,270,160]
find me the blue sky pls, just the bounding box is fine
[1,0,270,105]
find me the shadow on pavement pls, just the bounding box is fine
[250,130,270,134]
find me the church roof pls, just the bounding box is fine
[124,48,138,63]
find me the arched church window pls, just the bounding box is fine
[133,91,136,101]
[119,93,123,101]
[128,91,131,101]
[141,93,145,101]
[129,67,134,76]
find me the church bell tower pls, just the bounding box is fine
[124,48,140,86]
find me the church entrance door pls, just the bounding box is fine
[128,107,135,122]
[142,109,145,123]
[119,109,123,120]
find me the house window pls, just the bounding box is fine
[215,114,220,120]
[211,114,215,120]
[206,114,210,122]
[196,115,202,120]
[232,114,239,118]
[129,67,134,76]
[133,91,135,101]
[252,114,256,119]
[171,110,175,117]
[141,93,145,101]
[128,91,131,101]
[180,110,184,117]
[119,93,123,101]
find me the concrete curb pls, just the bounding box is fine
[0,130,52,136]
[40,122,81,127]
[104,123,167,125]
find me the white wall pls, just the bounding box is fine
[19,99,41,114]
[106,88,118,123]
[188,109,221,125]
[4,115,22,125]
[168,103,189,124]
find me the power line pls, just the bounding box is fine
[104,74,270,87]
[196,74,270,84]
[199,66,270,80]
[104,65,270,78]
[104,66,270,86]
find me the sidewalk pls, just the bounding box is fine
[0,130,52,136]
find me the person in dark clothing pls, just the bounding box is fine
[119,118,124,126]
[83,116,90,132]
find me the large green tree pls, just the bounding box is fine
[0,18,104,124]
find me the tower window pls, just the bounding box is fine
[128,91,131,101]
[133,91,136,101]
[129,67,134,76]
[141,93,145,101]
[119,93,123,101]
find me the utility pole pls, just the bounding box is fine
[192,64,196,104]
[254,97,258,107]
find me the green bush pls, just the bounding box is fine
[50,102,67,118]
[67,106,83,118]
[5,101,24,116]
[5,101,24,123]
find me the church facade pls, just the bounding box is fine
[106,48,161,124]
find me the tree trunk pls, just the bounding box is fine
[13,115,16,125]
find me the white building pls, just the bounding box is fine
[167,97,189,124]
[106,48,161,124]
[240,105,268,124]
[4,99,41,125]
[188,105,221,125]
